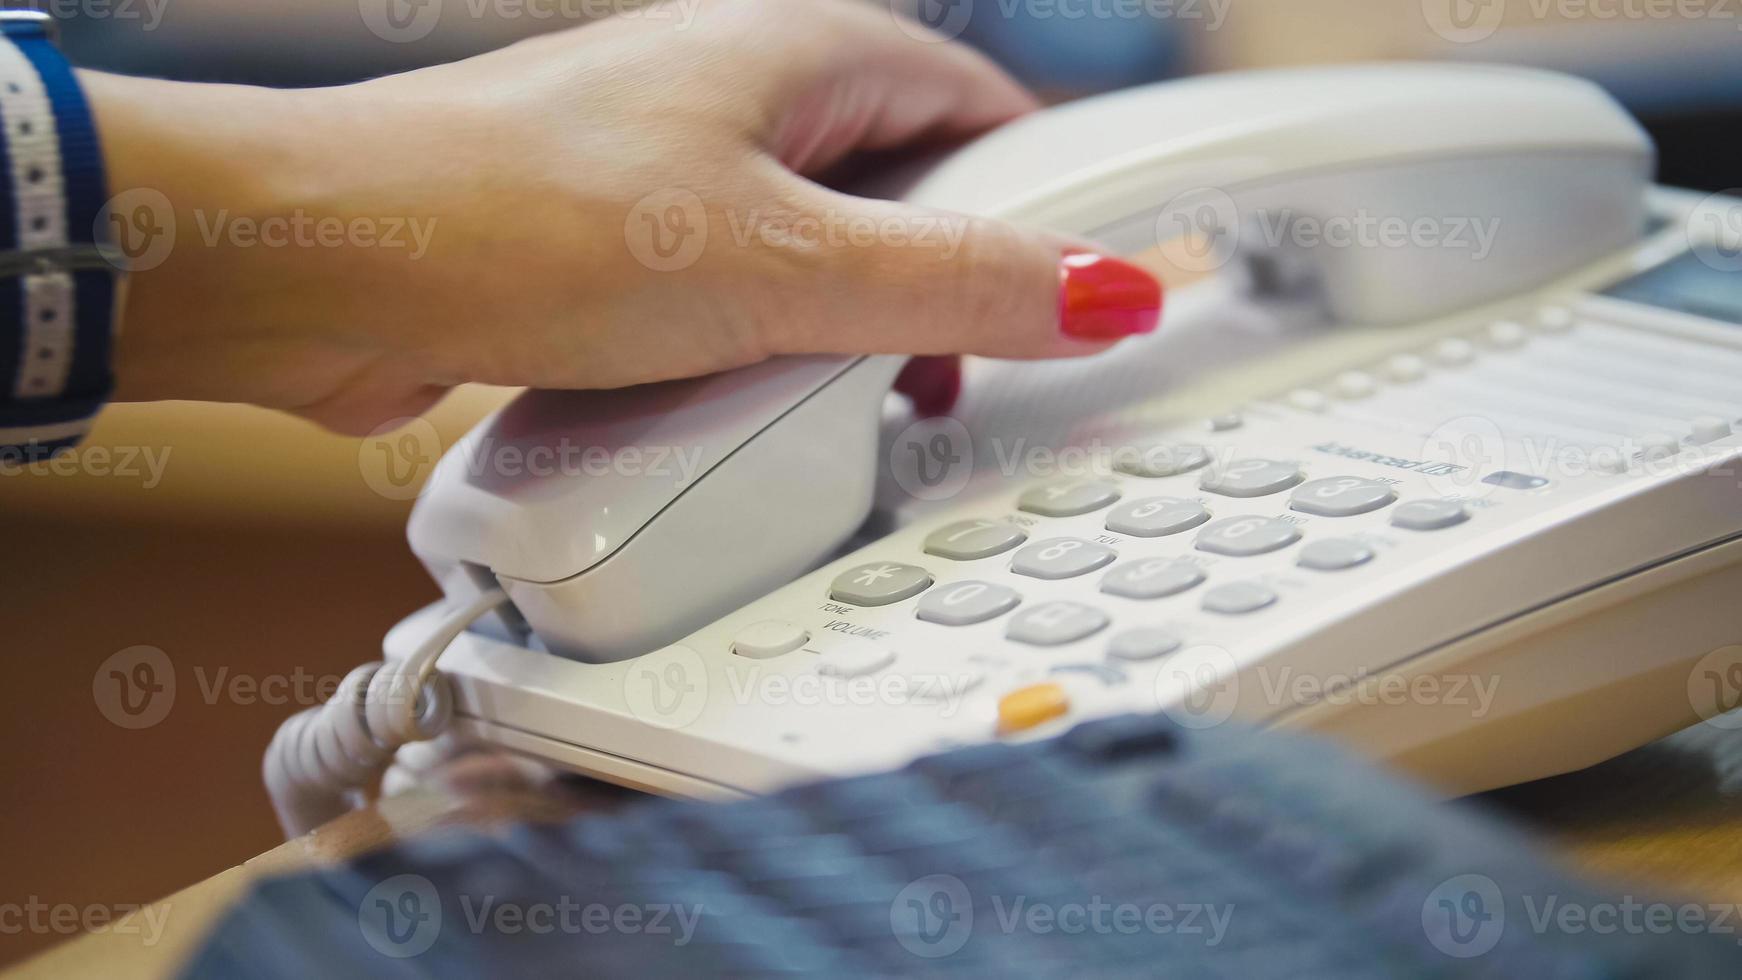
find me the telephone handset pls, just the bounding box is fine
[309,63,1742,822]
[408,64,1651,662]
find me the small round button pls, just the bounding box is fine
[1535,305,1574,332]
[733,621,810,659]
[1287,389,1329,413]
[1333,371,1378,399]
[1485,321,1528,349]
[1382,354,1427,383]
[1208,413,1244,432]
[1431,338,1475,367]
[1639,433,1680,461]
[1691,416,1733,445]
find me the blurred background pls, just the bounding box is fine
[4,0,1740,966]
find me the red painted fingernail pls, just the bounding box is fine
[894,355,962,418]
[1059,252,1163,341]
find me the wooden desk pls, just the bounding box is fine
[11,719,1742,979]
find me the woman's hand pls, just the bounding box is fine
[84,0,1161,434]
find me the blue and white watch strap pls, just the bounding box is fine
[0,11,116,460]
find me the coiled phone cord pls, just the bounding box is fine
[263,589,507,838]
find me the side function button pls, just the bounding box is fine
[1199,459,1305,498]
[1007,601,1110,646]
[1391,499,1470,531]
[1100,558,1205,600]
[1107,628,1183,662]
[732,621,810,660]
[923,519,1027,561]
[1018,478,1122,518]
[1289,476,1398,517]
[1115,444,1212,479]
[829,562,932,606]
[1012,538,1117,580]
[916,581,1022,627]
[1432,338,1476,366]
[1202,581,1278,615]
[1691,416,1733,445]
[1196,515,1302,557]
[1382,354,1426,383]
[1104,497,1211,537]
[1208,414,1243,432]
[1297,538,1374,571]
[816,640,895,679]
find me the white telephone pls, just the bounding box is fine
[277,63,1742,827]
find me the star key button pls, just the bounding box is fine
[829,562,933,606]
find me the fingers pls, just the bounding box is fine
[758,192,1163,361]
[745,1,1042,174]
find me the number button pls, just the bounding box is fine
[1104,497,1211,537]
[1199,459,1305,498]
[916,581,1022,627]
[1202,581,1278,615]
[1298,538,1375,571]
[1006,601,1110,646]
[1108,628,1183,662]
[1100,558,1205,600]
[1017,479,1122,518]
[923,519,1028,561]
[829,562,932,606]
[1011,538,1117,580]
[1289,476,1397,517]
[1195,516,1302,557]
[1391,499,1470,531]
[1114,444,1212,479]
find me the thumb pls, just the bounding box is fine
[762,193,1163,360]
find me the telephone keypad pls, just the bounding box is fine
[830,562,933,606]
[1199,459,1305,498]
[1017,479,1122,518]
[923,519,1028,561]
[1195,516,1302,557]
[1011,538,1118,580]
[1007,601,1110,646]
[916,581,1022,627]
[1104,497,1211,537]
[1289,477,1398,518]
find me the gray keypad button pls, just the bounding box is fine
[829,562,932,606]
[1114,444,1211,479]
[1199,459,1305,498]
[1391,499,1470,531]
[1107,628,1183,662]
[1104,497,1211,537]
[1100,558,1205,600]
[923,519,1028,561]
[1289,477,1398,517]
[1201,581,1278,615]
[916,580,1022,627]
[1017,479,1122,518]
[1006,601,1110,646]
[1298,538,1375,571]
[1011,538,1118,580]
[1195,516,1302,557]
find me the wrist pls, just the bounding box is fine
[82,71,422,413]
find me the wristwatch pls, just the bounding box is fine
[0,10,117,460]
